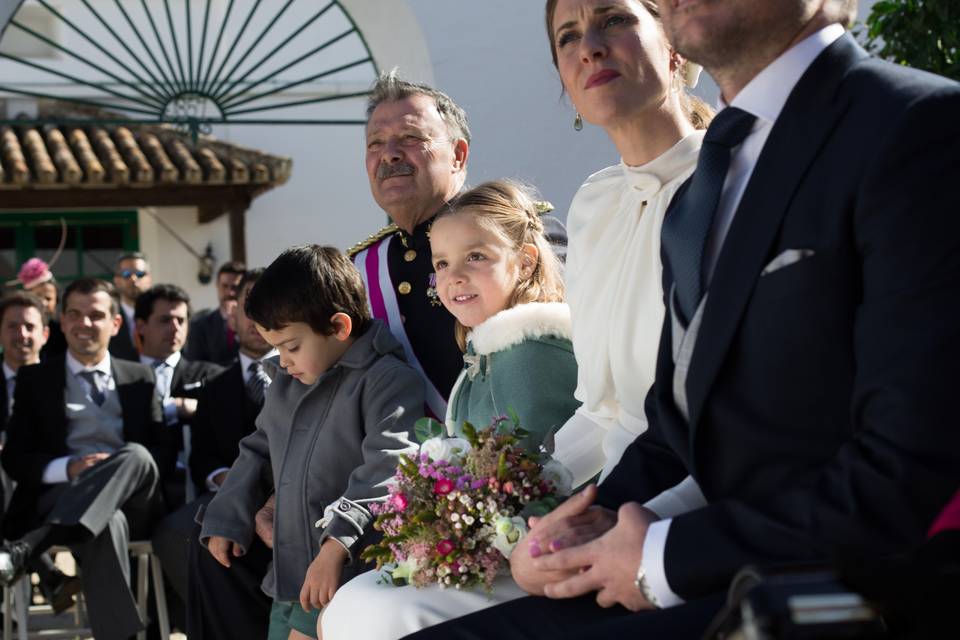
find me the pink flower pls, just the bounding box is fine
[502,481,515,494]
[436,539,455,556]
[434,478,454,496]
[390,493,409,512]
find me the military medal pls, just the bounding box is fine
[427,273,442,307]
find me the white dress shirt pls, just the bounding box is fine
[141,351,182,425]
[641,23,847,609]
[553,131,704,486]
[3,361,15,419]
[121,302,137,343]
[42,351,117,484]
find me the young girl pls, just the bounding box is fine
[320,180,579,640]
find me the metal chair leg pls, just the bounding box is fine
[150,554,171,639]
[136,551,149,640]
[13,579,27,640]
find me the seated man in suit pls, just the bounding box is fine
[0,292,80,612]
[185,261,245,366]
[153,269,276,639]
[0,278,173,640]
[109,252,153,361]
[408,0,960,638]
[135,283,223,507]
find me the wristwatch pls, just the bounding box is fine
[635,564,661,608]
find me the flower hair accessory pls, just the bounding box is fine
[17,258,54,290]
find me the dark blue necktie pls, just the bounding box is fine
[80,370,106,407]
[661,107,757,324]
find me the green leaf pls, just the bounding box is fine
[506,406,521,427]
[414,417,444,443]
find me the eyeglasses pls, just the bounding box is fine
[119,269,148,279]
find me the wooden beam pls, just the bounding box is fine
[0,185,264,213]
[228,205,248,263]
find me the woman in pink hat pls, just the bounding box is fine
[17,258,66,359]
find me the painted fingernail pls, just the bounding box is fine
[549,539,564,552]
[529,541,542,558]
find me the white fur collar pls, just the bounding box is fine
[467,302,572,355]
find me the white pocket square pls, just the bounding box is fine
[761,249,816,276]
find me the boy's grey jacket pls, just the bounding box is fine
[199,319,425,600]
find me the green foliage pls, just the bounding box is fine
[414,417,444,443]
[863,0,960,81]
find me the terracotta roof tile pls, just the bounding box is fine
[0,122,291,189]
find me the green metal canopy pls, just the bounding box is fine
[0,0,380,138]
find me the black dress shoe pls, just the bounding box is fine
[0,542,31,586]
[39,570,82,614]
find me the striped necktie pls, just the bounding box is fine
[246,360,270,406]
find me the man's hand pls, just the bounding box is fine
[207,535,244,568]
[511,485,616,594]
[67,453,111,480]
[255,494,276,549]
[300,539,348,611]
[174,397,198,420]
[534,502,659,611]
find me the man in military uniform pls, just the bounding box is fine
[349,71,565,418]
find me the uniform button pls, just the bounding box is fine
[398,281,412,295]
[404,249,417,262]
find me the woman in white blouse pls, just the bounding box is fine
[547,0,711,491]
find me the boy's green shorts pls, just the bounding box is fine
[268,600,321,639]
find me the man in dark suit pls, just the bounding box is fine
[185,261,245,366]
[135,284,223,505]
[1,292,49,432]
[1,292,83,612]
[409,1,960,637]
[153,269,275,639]
[0,278,172,640]
[109,252,153,361]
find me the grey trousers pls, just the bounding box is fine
[39,443,163,640]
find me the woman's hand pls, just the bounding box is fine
[510,485,617,593]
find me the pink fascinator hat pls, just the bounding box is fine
[18,258,54,290]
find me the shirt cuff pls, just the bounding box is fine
[641,518,684,608]
[643,475,707,520]
[42,456,71,484]
[162,398,179,425]
[206,467,230,492]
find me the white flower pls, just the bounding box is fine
[390,556,422,582]
[420,436,472,463]
[491,515,528,558]
[541,459,574,497]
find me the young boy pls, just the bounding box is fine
[200,245,425,640]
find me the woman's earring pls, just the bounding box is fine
[574,113,583,132]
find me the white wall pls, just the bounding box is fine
[138,206,230,311]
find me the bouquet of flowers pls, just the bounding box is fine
[361,412,573,591]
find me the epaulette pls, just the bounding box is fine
[346,223,399,258]
[535,200,555,214]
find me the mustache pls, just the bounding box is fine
[377,162,415,180]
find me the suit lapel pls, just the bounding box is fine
[685,35,867,434]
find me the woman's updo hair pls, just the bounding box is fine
[438,179,565,351]
[544,0,712,130]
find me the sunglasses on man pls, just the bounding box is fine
[118,269,148,279]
